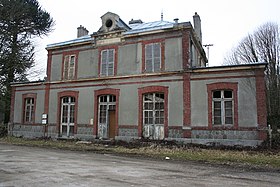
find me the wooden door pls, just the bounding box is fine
[108,110,116,139]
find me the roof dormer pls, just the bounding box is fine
[98,12,130,33]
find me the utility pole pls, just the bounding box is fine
[203,44,213,64]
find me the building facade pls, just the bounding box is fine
[9,12,267,146]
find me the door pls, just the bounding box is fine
[108,109,116,139]
[60,97,75,137]
[143,93,165,140]
[98,95,116,139]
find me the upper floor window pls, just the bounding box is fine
[145,43,161,72]
[101,49,115,76]
[63,55,76,80]
[212,90,233,125]
[24,98,35,123]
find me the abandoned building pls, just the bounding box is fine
[9,12,267,146]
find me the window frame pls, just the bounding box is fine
[57,91,79,136]
[207,82,238,129]
[100,49,115,76]
[63,54,76,80]
[22,93,37,124]
[138,86,168,138]
[142,40,165,73]
[212,90,233,125]
[145,43,161,73]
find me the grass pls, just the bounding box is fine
[1,136,280,170]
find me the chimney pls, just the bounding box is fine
[129,19,143,25]
[193,12,202,44]
[77,25,89,38]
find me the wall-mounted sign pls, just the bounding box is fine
[42,114,48,125]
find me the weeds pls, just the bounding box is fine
[1,136,280,169]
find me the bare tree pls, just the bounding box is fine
[224,22,280,129]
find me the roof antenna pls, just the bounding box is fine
[161,10,163,21]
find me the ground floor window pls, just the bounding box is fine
[60,96,75,137]
[213,90,233,125]
[143,92,165,139]
[24,98,34,123]
[207,82,238,128]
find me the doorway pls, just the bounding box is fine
[60,96,75,137]
[98,95,116,139]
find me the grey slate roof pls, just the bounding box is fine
[46,20,178,49]
[46,35,91,49]
[126,20,174,35]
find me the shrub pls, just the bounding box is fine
[0,123,8,137]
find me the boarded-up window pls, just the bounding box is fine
[101,49,115,76]
[145,43,161,72]
[63,55,76,80]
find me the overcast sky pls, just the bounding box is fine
[32,0,280,79]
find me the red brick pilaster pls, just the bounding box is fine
[46,50,52,82]
[183,73,191,138]
[182,30,190,70]
[255,69,267,140]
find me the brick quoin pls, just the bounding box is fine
[46,50,52,82]
[138,86,169,138]
[255,69,267,140]
[182,30,191,138]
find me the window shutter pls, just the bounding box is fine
[145,43,161,72]
[101,49,114,76]
[68,56,75,79]
[63,55,70,80]
[108,49,114,76]
[145,44,153,72]
[101,50,108,76]
[153,43,161,72]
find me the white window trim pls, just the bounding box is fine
[212,90,234,125]
[145,43,161,72]
[24,98,34,123]
[101,49,115,76]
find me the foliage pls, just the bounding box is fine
[0,0,54,123]
[224,22,280,129]
[0,123,7,137]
